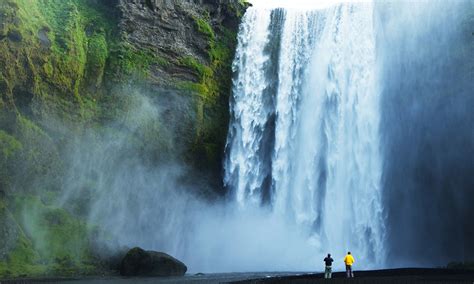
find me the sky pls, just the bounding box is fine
[249,0,372,9]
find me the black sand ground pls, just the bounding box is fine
[232,268,474,284]
[1,269,473,284]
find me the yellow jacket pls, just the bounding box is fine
[344,254,355,266]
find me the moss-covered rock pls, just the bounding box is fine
[0,0,248,278]
[0,195,99,278]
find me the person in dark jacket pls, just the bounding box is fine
[323,253,334,279]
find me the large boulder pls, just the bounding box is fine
[120,247,187,277]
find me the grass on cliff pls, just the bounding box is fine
[108,42,169,80]
[193,15,215,39]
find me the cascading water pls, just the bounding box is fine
[225,2,385,267]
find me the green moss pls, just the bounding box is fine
[175,14,242,167]
[78,96,99,120]
[0,130,22,158]
[43,61,54,78]
[0,130,22,189]
[179,56,212,78]
[177,37,232,102]
[0,199,44,278]
[0,0,122,113]
[184,24,237,101]
[193,16,215,39]
[156,56,169,67]
[16,115,56,159]
[108,43,168,80]
[12,116,62,192]
[85,33,108,87]
[177,81,208,95]
[0,228,46,278]
[32,1,88,98]
[192,24,240,166]
[1,195,98,277]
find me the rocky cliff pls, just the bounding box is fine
[0,0,248,277]
[115,0,248,178]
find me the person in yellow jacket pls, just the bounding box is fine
[344,251,355,278]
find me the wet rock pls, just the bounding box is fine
[120,247,187,277]
[38,27,51,48]
[116,0,247,85]
[7,29,22,42]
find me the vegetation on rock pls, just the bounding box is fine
[0,0,248,278]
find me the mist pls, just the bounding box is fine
[13,84,324,274]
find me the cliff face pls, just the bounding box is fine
[0,0,247,277]
[115,0,247,179]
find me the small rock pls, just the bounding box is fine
[7,29,22,42]
[120,247,187,277]
[38,27,51,48]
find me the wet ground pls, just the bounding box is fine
[2,268,474,284]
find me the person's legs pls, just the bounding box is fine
[349,265,354,278]
[324,266,329,278]
[346,265,350,278]
[328,266,332,278]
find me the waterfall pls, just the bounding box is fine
[225,2,385,266]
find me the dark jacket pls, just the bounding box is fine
[324,257,334,266]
